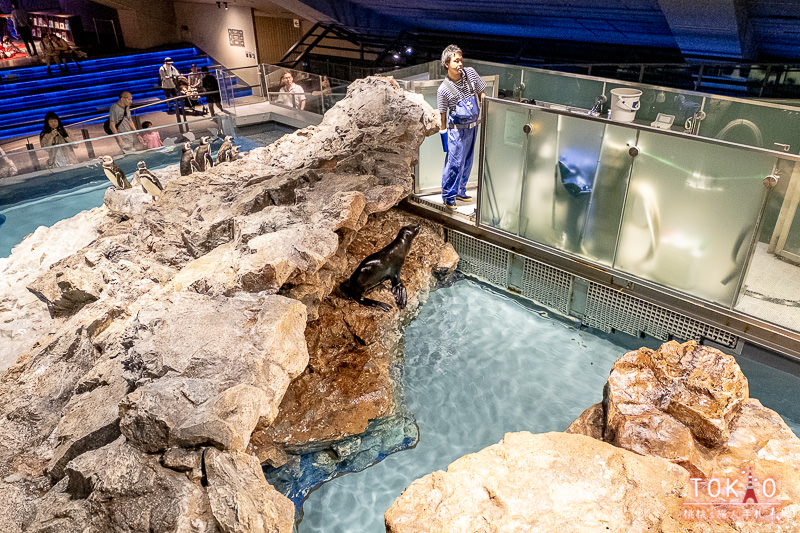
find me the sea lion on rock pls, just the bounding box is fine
[340,224,420,312]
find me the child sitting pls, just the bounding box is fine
[137,121,163,149]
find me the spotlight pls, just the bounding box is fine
[392,52,400,60]
[224,2,228,9]
[405,47,413,55]
[216,1,220,7]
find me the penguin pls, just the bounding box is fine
[193,136,212,172]
[215,135,233,165]
[230,145,242,161]
[101,155,131,189]
[133,161,164,199]
[180,142,195,176]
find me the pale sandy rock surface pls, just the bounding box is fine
[385,431,730,533]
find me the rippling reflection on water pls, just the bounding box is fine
[298,279,800,532]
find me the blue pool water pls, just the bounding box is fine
[298,280,800,532]
[0,135,271,258]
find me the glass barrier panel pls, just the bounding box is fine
[697,98,800,154]
[734,158,800,333]
[641,65,695,91]
[517,112,634,262]
[577,124,638,264]
[386,61,438,82]
[520,68,605,110]
[603,81,704,132]
[615,132,775,306]
[479,99,528,234]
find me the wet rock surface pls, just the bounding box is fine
[0,77,446,532]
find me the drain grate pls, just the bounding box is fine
[584,283,739,348]
[520,257,572,315]
[448,230,510,288]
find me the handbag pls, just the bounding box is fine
[103,116,125,135]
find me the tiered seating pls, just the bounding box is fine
[0,47,251,141]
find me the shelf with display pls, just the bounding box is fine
[29,12,84,46]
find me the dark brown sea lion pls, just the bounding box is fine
[341,224,420,311]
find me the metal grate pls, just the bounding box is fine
[520,257,572,315]
[448,230,510,288]
[409,195,452,215]
[584,283,739,348]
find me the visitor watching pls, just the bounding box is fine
[159,57,180,114]
[50,33,82,71]
[137,121,163,149]
[39,111,77,168]
[10,1,37,57]
[437,44,485,209]
[276,71,306,110]
[109,91,134,152]
[200,66,224,116]
[41,33,67,74]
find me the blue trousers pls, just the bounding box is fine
[442,126,477,201]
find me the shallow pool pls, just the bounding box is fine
[298,280,800,532]
[0,134,274,258]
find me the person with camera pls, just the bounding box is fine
[159,57,181,113]
[437,44,485,209]
[39,111,77,168]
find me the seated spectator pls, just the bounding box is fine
[1,36,23,58]
[177,77,204,115]
[137,121,163,149]
[276,71,306,110]
[41,33,67,74]
[39,111,77,168]
[51,33,82,71]
[0,146,18,178]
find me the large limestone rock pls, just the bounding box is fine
[567,340,800,531]
[1,76,444,532]
[385,431,729,533]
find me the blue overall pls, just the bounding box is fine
[442,89,479,202]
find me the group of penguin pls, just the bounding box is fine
[100,135,239,200]
[181,135,238,177]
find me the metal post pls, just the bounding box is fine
[25,141,41,172]
[175,98,186,133]
[81,128,95,159]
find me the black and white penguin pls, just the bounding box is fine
[134,161,164,199]
[215,135,233,165]
[193,136,213,171]
[180,142,195,176]
[101,155,131,189]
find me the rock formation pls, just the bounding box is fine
[386,431,727,533]
[0,76,451,532]
[387,341,799,532]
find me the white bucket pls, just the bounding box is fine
[609,88,642,123]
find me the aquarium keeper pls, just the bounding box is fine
[437,44,486,209]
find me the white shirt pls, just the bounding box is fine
[276,83,306,108]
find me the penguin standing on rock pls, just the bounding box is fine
[193,136,213,171]
[133,161,164,199]
[101,155,131,189]
[230,145,242,161]
[215,135,233,164]
[180,142,195,176]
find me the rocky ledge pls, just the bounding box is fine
[0,76,456,531]
[387,341,800,532]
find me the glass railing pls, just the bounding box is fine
[0,109,233,180]
[259,64,350,116]
[398,58,800,334]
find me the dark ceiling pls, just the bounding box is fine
[278,0,800,63]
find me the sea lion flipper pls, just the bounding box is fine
[357,297,392,312]
[392,283,407,309]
